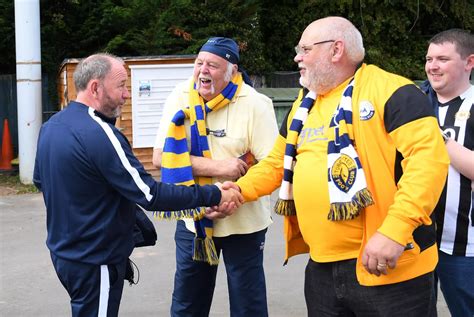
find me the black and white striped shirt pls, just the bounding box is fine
[436,85,474,256]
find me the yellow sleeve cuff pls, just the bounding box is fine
[377,213,418,247]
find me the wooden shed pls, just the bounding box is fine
[57,55,197,178]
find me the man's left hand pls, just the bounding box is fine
[361,232,405,276]
[204,206,232,219]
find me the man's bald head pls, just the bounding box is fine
[303,17,365,66]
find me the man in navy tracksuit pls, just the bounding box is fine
[33,53,242,317]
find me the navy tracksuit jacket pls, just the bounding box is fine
[34,101,221,265]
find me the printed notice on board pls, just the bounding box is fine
[139,80,151,97]
[130,64,194,148]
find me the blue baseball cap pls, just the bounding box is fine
[199,37,240,65]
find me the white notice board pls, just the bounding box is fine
[130,64,194,148]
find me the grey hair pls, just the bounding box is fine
[428,29,473,59]
[335,20,365,64]
[224,62,235,82]
[73,53,124,92]
[319,17,365,65]
[344,25,365,64]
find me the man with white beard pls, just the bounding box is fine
[221,17,450,316]
[153,37,278,316]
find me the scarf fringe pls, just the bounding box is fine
[327,188,374,221]
[153,208,206,221]
[192,236,219,265]
[160,74,244,264]
[274,199,297,216]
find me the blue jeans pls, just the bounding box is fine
[304,258,437,317]
[436,250,474,317]
[171,220,268,317]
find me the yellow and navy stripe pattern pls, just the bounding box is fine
[160,73,243,265]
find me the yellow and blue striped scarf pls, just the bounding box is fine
[160,73,243,265]
[275,78,374,220]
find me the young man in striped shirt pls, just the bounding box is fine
[422,29,474,317]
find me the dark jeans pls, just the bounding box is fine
[304,258,437,317]
[171,220,268,317]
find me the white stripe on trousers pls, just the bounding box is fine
[98,265,110,317]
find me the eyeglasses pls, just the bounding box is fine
[294,40,335,55]
[206,128,226,137]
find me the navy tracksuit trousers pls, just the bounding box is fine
[51,252,127,317]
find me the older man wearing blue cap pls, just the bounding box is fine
[153,37,278,316]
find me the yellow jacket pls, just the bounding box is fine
[237,64,449,286]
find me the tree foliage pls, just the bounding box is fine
[0,0,472,105]
[259,0,473,79]
[0,1,15,74]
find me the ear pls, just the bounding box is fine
[331,40,344,62]
[89,80,100,97]
[466,53,474,71]
[232,64,238,75]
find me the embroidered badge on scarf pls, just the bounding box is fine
[274,78,374,221]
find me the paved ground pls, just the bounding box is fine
[0,193,450,316]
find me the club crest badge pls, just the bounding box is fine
[455,110,470,121]
[359,101,375,121]
[331,154,357,193]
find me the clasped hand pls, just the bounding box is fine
[205,182,243,220]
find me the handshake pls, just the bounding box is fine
[207,181,242,220]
